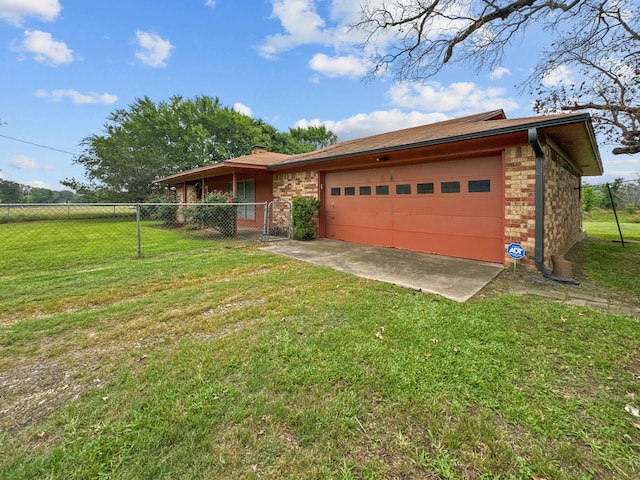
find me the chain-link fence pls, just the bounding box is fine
[0,202,291,260]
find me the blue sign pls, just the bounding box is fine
[506,243,525,260]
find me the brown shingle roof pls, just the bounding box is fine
[271,110,599,170]
[154,150,291,183]
[273,110,508,166]
[155,109,602,183]
[227,151,291,166]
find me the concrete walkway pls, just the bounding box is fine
[262,239,504,302]
[508,277,640,317]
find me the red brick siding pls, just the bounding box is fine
[543,145,583,260]
[504,144,583,269]
[273,170,320,233]
[504,146,537,268]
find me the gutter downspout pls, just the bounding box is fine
[528,127,553,276]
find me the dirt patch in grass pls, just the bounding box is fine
[0,311,263,436]
[0,361,87,433]
[0,337,140,434]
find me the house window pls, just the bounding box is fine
[396,184,411,195]
[359,186,371,195]
[468,180,491,193]
[228,179,256,220]
[344,187,356,196]
[376,185,389,195]
[417,183,434,194]
[331,187,341,196]
[441,181,460,194]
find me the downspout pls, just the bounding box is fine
[528,128,553,276]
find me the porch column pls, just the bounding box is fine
[232,171,238,195]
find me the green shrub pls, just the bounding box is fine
[141,192,179,225]
[185,191,239,236]
[292,197,321,240]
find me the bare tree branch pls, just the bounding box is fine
[355,0,640,154]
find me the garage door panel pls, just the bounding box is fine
[324,156,504,263]
[392,214,502,238]
[393,196,502,217]
[327,224,393,246]
[393,231,504,263]
[329,211,393,230]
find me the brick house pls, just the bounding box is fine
[155,110,603,271]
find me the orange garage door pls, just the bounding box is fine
[324,157,504,263]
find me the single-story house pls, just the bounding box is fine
[155,110,603,272]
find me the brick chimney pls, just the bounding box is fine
[251,145,267,154]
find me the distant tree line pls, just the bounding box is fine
[0,179,78,204]
[582,178,640,212]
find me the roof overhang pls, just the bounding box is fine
[269,114,603,177]
[154,162,269,185]
[535,115,603,176]
[154,112,603,185]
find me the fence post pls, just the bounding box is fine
[136,203,142,257]
[262,202,269,241]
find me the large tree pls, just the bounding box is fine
[355,0,640,154]
[0,179,23,203]
[65,95,337,202]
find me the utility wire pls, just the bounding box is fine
[0,133,78,156]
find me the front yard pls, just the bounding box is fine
[0,220,639,479]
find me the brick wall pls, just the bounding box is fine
[543,145,583,259]
[273,170,319,200]
[504,144,583,269]
[273,170,320,234]
[504,146,537,268]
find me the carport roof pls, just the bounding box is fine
[155,109,603,184]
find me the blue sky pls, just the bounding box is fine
[0,0,637,191]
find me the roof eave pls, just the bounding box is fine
[269,113,603,176]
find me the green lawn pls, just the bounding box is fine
[1,220,639,479]
[583,208,640,242]
[583,221,640,242]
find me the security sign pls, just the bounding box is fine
[506,243,525,260]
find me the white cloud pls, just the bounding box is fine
[259,0,330,58]
[9,154,52,170]
[16,30,73,65]
[296,109,450,141]
[489,66,511,80]
[0,0,61,26]
[292,78,522,141]
[308,53,368,78]
[233,102,252,116]
[541,64,575,87]
[134,30,174,68]
[387,82,519,114]
[36,89,118,105]
[205,0,216,8]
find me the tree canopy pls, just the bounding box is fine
[355,0,639,154]
[64,95,337,202]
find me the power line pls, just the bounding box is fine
[0,133,78,156]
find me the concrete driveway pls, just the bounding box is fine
[262,239,504,302]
